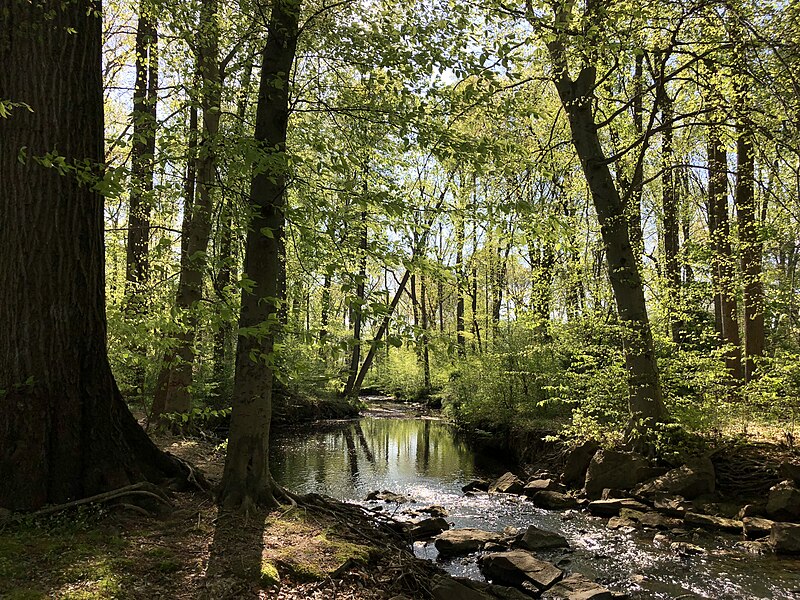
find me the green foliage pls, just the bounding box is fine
[371,346,425,400]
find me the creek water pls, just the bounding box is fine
[271,407,800,599]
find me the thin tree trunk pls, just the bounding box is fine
[320,270,332,342]
[708,127,743,379]
[348,271,412,396]
[546,20,667,428]
[0,0,190,511]
[420,274,431,390]
[628,52,644,258]
[455,208,466,357]
[152,0,222,424]
[126,6,157,293]
[345,210,368,394]
[736,122,763,381]
[212,55,253,400]
[218,0,301,511]
[181,105,198,264]
[661,92,681,343]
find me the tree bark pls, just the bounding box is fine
[708,126,743,379]
[345,209,368,394]
[660,92,681,343]
[126,4,158,293]
[151,0,222,424]
[736,121,763,381]
[420,274,431,390]
[0,0,189,511]
[349,270,412,396]
[212,55,253,400]
[545,14,667,428]
[217,0,301,511]
[455,207,466,357]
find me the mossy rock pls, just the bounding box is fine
[260,560,280,587]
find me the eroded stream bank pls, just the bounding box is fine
[271,406,800,599]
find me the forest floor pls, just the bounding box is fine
[0,435,438,600]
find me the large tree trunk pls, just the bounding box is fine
[217,0,301,511]
[546,32,667,428]
[0,0,189,511]
[151,0,222,424]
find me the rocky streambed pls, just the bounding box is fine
[271,416,800,599]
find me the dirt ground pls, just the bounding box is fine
[0,436,439,600]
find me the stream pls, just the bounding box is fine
[271,405,800,599]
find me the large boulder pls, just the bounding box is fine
[770,522,800,554]
[542,573,614,600]
[530,491,579,510]
[561,440,600,488]
[584,450,650,499]
[513,525,569,551]
[411,517,450,540]
[587,498,649,517]
[479,550,563,592]
[766,480,800,521]
[435,529,502,556]
[490,472,525,495]
[632,458,715,500]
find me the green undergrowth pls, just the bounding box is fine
[0,516,133,599]
[262,509,375,584]
[0,503,199,600]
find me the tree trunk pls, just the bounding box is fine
[528,223,555,336]
[345,210,368,394]
[320,270,332,342]
[455,208,466,357]
[0,0,189,511]
[126,5,157,293]
[349,270,412,396]
[628,52,645,258]
[660,92,681,343]
[707,127,743,379]
[546,40,667,427]
[151,0,221,424]
[420,274,431,390]
[213,55,253,400]
[736,121,763,381]
[217,0,301,511]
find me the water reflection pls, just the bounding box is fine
[271,417,800,600]
[272,417,497,501]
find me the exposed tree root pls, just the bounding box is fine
[28,482,172,518]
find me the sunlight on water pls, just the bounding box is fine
[271,416,800,599]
